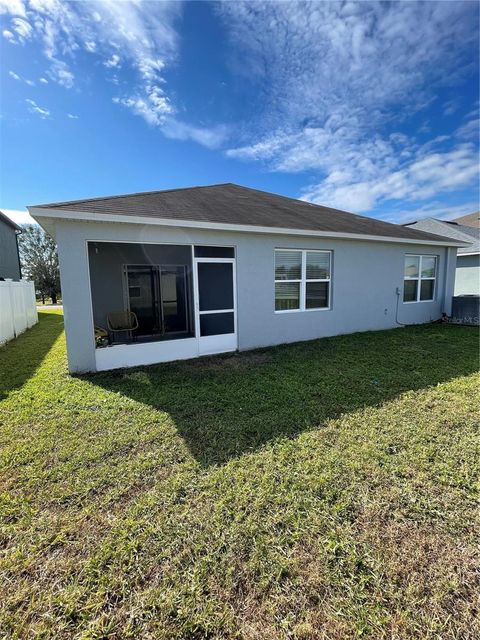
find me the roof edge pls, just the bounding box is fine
[28,206,469,247]
[0,210,22,232]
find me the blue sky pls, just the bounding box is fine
[0,0,479,226]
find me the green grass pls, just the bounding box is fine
[1,309,479,639]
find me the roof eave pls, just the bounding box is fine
[0,211,22,232]
[27,206,468,248]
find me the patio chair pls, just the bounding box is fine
[106,310,139,343]
[94,325,109,348]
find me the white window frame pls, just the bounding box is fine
[274,249,332,313]
[403,254,437,304]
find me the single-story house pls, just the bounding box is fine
[0,211,22,281]
[404,217,479,296]
[29,183,466,373]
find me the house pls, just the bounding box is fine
[0,212,37,345]
[451,211,480,228]
[28,184,466,373]
[0,211,22,280]
[404,217,480,296]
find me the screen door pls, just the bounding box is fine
[194,258,237,355]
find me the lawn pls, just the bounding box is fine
[0,309,479,639]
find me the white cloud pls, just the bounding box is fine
[163,119,228,149]
[1,0,222,148]
[113,92,172,127]
[0,208,37,225]
[67,113,78,119]
[11,15,31,39]
[221,2,476,129]
[25,97,49,118]
[0,0,26,18]
[47,61,74,88]
[9,69,35,85]
[39,76,48,83]
[104,53,120,68]
[456,117,480,140]
[443,100,458,116]
[221,1,479,214]
[2,13,31,42]
[380,200,480,225]
[301,143,479,213]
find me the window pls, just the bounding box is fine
[274,249,331,311]
[403,254,437,303]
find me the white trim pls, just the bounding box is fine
[95,338,199,371]
[191,245,199,341]
[458,251,480,257]
[84,240,97,358]
[274,248,332,313]
[29,206,467,247]
[403,254,438,304]
[194,257,234,263]
[198,308,234,315]
[194,257,237,355]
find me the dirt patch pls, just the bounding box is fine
[176,350,274,374]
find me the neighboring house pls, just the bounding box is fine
[29,184,465,373]
[451,211,480,228]
[0,212,37,345]
[404,217,480,296]
[0,211,22,280]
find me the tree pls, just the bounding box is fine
[18,225,61,304]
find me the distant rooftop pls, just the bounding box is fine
[0,211,22,232]
[451,211,480,229]
[404,216,479,254]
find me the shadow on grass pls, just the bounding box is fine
[87,324,478,467]
[0,311,64,401]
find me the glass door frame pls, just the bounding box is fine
[158,264,191,335]
[123,263,192,339]
[193,256,238,356]
[123,264,162,337]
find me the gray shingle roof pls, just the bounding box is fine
[31,183,460,244]
[451,211,480,228]
[404,218,479,254]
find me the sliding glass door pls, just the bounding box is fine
[122,250,236,354]
[126,266,160,336]
[125,265,192,339]
[159,266,189,333]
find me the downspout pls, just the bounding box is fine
[442,247,456,317]
[15,228,22,280]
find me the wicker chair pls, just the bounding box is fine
[106,310,139,343]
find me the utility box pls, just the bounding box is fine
[451,295,480,326]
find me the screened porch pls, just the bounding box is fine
[87,242,237,364]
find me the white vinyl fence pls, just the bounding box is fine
[0,279,38,346]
